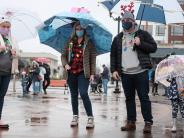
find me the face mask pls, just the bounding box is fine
[122,21,133,30]
[76,30,84,38]
[0,27,10,36]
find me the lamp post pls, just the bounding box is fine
[109,12,121,94]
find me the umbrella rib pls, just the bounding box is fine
[12,12,42,23]
[13,18,36,37]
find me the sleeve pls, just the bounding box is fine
[88,41,97,75]
[61,42,69,67]
[110,37,117,73]
[135,30,157,53]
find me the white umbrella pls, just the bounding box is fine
[0,9,42,42]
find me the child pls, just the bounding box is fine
[167,76,184,132]
[21,71,29,97]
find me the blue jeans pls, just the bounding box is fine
[67,72,93,116]
[102,79,108,94]
[0,75,11,119]
[121,71,153,124]
[32,81,41,94]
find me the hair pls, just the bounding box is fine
[69,21,88,45]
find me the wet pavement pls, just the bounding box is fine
[0,81,183,138]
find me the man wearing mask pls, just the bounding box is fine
[110,11,157,133]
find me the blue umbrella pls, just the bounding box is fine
[100,0,184,24]
[38,11,112,55]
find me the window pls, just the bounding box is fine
[156,25,165,36]
[171,25,184,36]
[140,25,153,35]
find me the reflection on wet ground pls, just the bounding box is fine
[1,90,184,138]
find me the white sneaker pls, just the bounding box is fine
[86,116,94,129]
[70,115,79,127]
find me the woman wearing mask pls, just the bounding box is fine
[0,17,17,128]
[61,22,96,129]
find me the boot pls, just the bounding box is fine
[121,121,136,131]
[171,118,176,133]
[143,122,152,133]
[86,116,94,129]
[70,115,79,127]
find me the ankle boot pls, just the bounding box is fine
[171,118,176,133]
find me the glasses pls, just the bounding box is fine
[75,28,83,31]
[1,25,11,29]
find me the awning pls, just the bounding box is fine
[151,48,184,58]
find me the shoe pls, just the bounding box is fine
[143,122,152,133]
[171,118,176,133]
[121,121,136,131]
[44,89,47,95]
[86,116,94,129]
[70,115,78,127]
[0,120,9,129]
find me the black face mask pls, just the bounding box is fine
[122,21,133,30]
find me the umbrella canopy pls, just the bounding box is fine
[101,0,184,24]
[33,57,50,63]
[155,55,184,86]
[0,9,41,42]
[38,7,112,54]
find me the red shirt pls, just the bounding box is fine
[70,44,84,74]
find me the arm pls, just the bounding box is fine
[135,31,157,53]
[89,41,97,75]
[61,42,69,67]
[110,37,117,73]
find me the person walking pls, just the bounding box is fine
[110,11,157,133]
[61,21,96,129]
[101,64,109,95]
[0,17,17,128]
[43,63,51,94]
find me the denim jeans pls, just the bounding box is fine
[121,71,153,124]
[67,72,93,116]
[102,79,108,94]
[32,81,41,94]
[0,75,11,119]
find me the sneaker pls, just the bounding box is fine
[86,117,94,129]
[70,115,78,127]
[0,120,9,129]
[121,121,136,131]
[143,122,152,133]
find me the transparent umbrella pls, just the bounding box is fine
[0,9,41,42]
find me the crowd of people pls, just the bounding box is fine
[21,61,51,96]
[0,9,184,134]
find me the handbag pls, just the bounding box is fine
[0,52,12,73]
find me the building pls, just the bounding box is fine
[19,51,59,78]
[140,0,184,59]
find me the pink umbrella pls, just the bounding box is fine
[33,57,50,63]
[70,7,90,13]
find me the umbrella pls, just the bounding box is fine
[100,0,184,24]
[37,7,112,54]
[33,57,50,63]
[0,9,41,42]
[155,55,184,86]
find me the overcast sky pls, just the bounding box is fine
[0,0,120,65]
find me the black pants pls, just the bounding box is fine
[121,71,153,124]
[0,75,11,119]
[26,77,32,92]
[43,77,50,91]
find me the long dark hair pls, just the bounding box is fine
[70,21,87,45]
